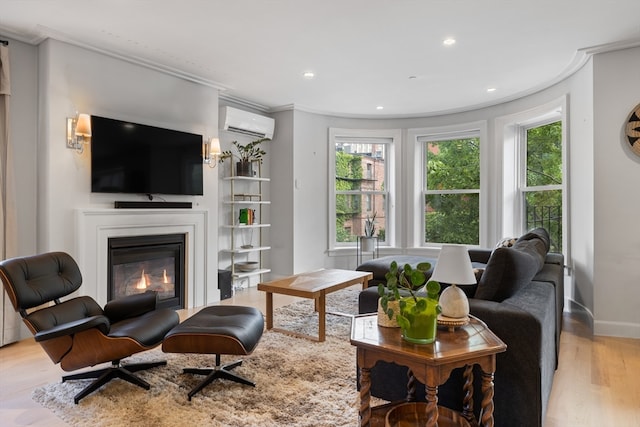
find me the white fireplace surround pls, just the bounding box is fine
[75,209,214,308]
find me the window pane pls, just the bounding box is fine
[426,138,480,190]
[425,193,479,245]
[335,142,386,192]
[525,190,562,252]
[526,122,562,187]
[335,194,386,243]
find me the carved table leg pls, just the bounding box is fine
[461,364,477,424]
[359,367,372,427]
[406,369,416,402]
[479,370,496,427]
[425,383,439,427]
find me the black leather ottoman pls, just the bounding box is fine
[162,305,264,400]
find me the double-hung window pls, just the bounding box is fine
[519,120,564,252]
[329,128,399,249]
[499,96,566,255]
[420,130,481,245]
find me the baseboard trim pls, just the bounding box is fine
[594,320,640,339]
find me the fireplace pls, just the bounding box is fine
[108,234,186,310]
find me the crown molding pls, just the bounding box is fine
[4,24,231,92]
[0,26,47,45]
[578,37,640,56]
[217,93,271,113]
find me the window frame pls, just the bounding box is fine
[497,95,568,258]
[328,128,400,251]
[408,121,488,249]
[517,119,564,252]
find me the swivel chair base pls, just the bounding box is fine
[183,354,255,401]
[162,305,265,401]
[62,360,167,404]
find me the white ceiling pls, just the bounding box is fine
[1,0,639,118]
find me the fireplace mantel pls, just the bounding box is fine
[75,208,215,308]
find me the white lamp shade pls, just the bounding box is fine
[431,244,476,319]
[210,137,221,155]
[430,244,476,285]
[75,113,92,137]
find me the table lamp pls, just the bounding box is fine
[430,244,477,319]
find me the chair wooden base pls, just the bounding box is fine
[62,360,167,404]
[183,354,255,401]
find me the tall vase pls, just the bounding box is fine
[236,161,254,177]
[398,296,438,344]
[360,236,376,252]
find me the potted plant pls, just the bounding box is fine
[360,211,377,252]
[218,137,270,176]
[378,260,441,343]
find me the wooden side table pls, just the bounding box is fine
[350,315,506,427]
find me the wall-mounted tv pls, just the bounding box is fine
[91,116,203,196]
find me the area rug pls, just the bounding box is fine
[32,287,365,427]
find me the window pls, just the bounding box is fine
[499,96,567,256]
[329,129,399,249]
[421,132,481,245]
[520,121,563,252]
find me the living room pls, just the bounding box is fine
[1,2,640,426]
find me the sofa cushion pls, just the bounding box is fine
[516,227,551,252]
[474,246,543,302]
[513,237,547,270]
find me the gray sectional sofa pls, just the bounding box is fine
[356,228,564,427]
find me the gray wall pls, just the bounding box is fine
[2,38,39,343]
[6,39,38,258]
[592,47,640,336]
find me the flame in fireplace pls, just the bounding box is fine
[163,269,169,284]
[136,270,149,290]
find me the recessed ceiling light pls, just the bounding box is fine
[487,87,497,93]
[303,71,315,79]
[376,106,384,110]
[443,38,456,46]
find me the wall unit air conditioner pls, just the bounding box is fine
[220,106,275,139]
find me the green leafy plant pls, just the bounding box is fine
[218,138,270,164]
[378,260,441,327]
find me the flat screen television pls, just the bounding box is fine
[91,116,203,196]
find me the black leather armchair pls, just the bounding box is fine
[0,251,180,403]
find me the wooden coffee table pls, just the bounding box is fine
[351,315,507,427]
[257,269,373,342]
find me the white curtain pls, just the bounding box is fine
[1,43,20,346]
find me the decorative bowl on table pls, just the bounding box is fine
[235,261,259,272]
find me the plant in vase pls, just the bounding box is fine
[361,211,377,252]
[218,137,270,176]
[378,260,441,343]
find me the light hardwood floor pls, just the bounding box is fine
[1,287,639,427]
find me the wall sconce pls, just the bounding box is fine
[66,113,92,154]
[204,137,221,168]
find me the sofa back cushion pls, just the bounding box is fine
[516,227,551,252]
[474,229,549,302]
